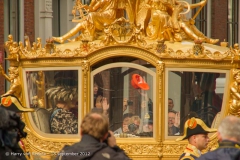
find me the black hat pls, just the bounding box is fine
[143,112,153,124]
[176,117,217,141]
[0,95,34,112]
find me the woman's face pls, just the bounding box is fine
[94,83,98,95]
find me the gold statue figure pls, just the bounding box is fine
[136,0,218,44]
[0,66,22,101]
[53,0,118,43]
[52,0,218,45]
[229,69,240,117]
[32,71,45,108]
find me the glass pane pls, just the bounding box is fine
[167,69,228,136]
[24,69,79,134]
[92,62,156,138]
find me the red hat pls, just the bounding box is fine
[131,74,149,90]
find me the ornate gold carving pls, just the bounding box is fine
[220,39,229,47]
[229,69,240,117]
[162,144,186,155]
[0,66,22,101]
[4,34,239,63]
[51,0,219,45]
[81,59,89,75]
[45,38,56,54]
[119,144,161,155]
[71,0,88,22]
[156,40,167,54]
[157,61,164,76]
[100,18,147,47]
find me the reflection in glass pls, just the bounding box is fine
[167,70,226,136]
[92,62,155,137]
[25,70,78,134]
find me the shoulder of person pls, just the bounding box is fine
[179,152,198,160]
[91,146,131,160]
[179,156,195,160]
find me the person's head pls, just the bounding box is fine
[176,117,217,151]
[8,34,13,41]
[8,67,19,80]
[37,37,41,42]
[234,43,239,50]
[168,111,176,128]
[122,113,133,133]
[188,133,210,151]
[168,98,174,111]
[217,115,240,143]
[142,112,153,132]
[94,73,103,96]
[81,112,109,141]
[143,123,153,132]
[128,115,141,133]
[233,70,240,83]
[123,98,128,112]
[32,96,38,106]
[93,82,99,95]
[38,71,43,77]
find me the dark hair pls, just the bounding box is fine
[123,113,133,120]
[94,73,103,96]
[188,111,199,119]
[93,73,104,107]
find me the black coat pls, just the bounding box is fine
[0,106,27,160]
[55,134,131,160]
[196,140,240,160]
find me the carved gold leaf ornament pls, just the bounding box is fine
[229,69,240,117]
[119,144,161,155]
[3,34,237,62]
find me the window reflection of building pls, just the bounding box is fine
[168,70,225,135]
[28,70,79,134]
[92,58,155,137]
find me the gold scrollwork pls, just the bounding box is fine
[229,69,240,117]
[119,144,162,156]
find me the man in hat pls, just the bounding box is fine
[0,95,33,160]
[176,116,217,160]
[196,115,240,160]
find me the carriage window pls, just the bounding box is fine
[92,62,156,138]
[23,68,80,135]
[166,68,229,137]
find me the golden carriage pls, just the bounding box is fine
[1,0,240,159]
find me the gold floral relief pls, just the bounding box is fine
[229,69,240,117]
